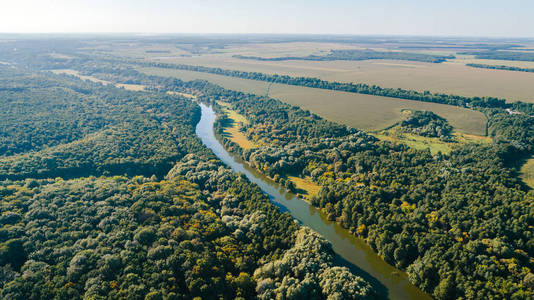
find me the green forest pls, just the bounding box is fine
[197,83,533,299]
[0,64,375,299]
[398,110,454,140]
[1,38,533,299]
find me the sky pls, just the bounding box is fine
[1,0,533,37]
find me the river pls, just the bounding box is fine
[195,103,432,300]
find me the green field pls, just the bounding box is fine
[373,127,493,155]
[520,157,534,189]
[51,69,146,91]
[217,101,258,149]
[141,67,488,134]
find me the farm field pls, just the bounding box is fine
[143,51,534,102]
[142,67,488,134]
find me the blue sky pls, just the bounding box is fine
[1,0,533,37]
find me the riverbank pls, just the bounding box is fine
[195,103,432,300]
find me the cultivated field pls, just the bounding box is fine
[142,67,488,135]
[139,46,534,103]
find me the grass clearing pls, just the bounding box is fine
[520,157,534,189]
[288,175,321,198]
[140,67,487,135]
[51,69,146,91]
[373,131,453,155]
[373,127,492,155]
[167,91,197,99]
[216,101,258,149]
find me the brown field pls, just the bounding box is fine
[453,56,534,68]
[218,42,364,57]
[142,67,487,135]
[143,49,534,103]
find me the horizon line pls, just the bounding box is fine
[1,32,534,40]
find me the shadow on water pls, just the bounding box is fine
[195,103,432,300]
[335,254,389,300]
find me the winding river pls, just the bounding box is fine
[195,103,432,300]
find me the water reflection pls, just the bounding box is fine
[195,103,432,300]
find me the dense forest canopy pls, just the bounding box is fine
[398,110,454,140]
[194,82,534,299]
[0,67,203,180]
[0,63,375,299]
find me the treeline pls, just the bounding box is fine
[466,63,534,73]
[233,49,455,63]
[69,59,534,158]
[134,60,533,112]
[4,47,531,113]
[461,50,534,62]
[198,84,534,299]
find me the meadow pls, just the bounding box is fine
[51,69,146,91]
[373,127,493,155]
[217,101,258,149]
[141,67,488,135]
[520,156,534,189]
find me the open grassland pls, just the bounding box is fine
[520,157,534,189]
[145,53,534,102]
[217,101,258,149]
[51,69,146,91]
[373,127,492,155]
[167,91,197,99]
[373,131,453,155]
[51,69,109,84]
[141,67,487,135]
[288,175,321,198]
